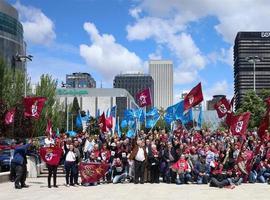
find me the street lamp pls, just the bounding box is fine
[13,54,33,97]
[246,56,262,92]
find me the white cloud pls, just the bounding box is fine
[127,16,206,85]
[128,0,270,85]
[129,7,142,19]
[133,0,270,44]
[204,80,233,101]
[14,1,56,45]
[80,22,144,80]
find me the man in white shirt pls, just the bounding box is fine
[129,139,147,184]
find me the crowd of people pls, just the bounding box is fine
[11,123,270,189]
[38,122,270,189]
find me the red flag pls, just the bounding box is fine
[79,162,109,184]
[4,108,15,125]
[214,97,231,118]
[39,147,62,166]
[183,83,203,111]
[229,112,251,136]
[136,88,152,107]
[46,119,54,137]
[23,97,47,119]
[265,97,270,107]
[98,112,107,132]
[258,109,270,140]
[106,116,113,129]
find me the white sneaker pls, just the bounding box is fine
[66,184,70,187]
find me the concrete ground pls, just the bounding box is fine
[0,177,270,200]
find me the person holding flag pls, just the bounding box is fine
[40,144,63,188]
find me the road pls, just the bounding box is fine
[0,177,270,200]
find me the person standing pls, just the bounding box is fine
[43,145,62,188]
[148,144,160,183]
[11,139,32,189]
[129,139,147,184]
[64,142,77,187]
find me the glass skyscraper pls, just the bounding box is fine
[0,1,25,69]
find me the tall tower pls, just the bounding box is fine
[234,32,270,109]
[0,1,25,69]
[149,60,173,109]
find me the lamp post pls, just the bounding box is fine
[13,54,33,97]
[246,56,262,93]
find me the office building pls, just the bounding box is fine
[149,60,173,109]
[56,88,138,119]
[234,32,270,109]
[66,72,96,88]
[0,1,25,69]
[113,72,154,108]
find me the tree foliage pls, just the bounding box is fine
[237,90,266,129]
[33,74,65,136]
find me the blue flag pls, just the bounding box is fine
[76,112,83,128]
[146,107,160,129]
[110,106,117,118]
[198,106,203,128]
[121,119,128,129]
[175,101,193,124]
[115,118,121,137]
[164,103,180,124]
[87,110,90,119]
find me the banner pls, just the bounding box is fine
[136,88,152,107]
[40,147,62,166]
[229,112,251,136]
[79,162,109,183]
[4,108,15,125]
[214,97,231,118]
[183,82,203,111]
[258,108,270,140]
[23,97,47,119]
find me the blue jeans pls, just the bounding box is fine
[249,171,257,183]
[113,173,127,184]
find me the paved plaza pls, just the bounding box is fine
[0,178,270,200]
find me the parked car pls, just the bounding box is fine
[0,149,14,172]
[0,138,17,150]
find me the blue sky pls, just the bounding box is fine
[6,0,270,102]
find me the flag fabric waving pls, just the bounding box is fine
[40,147,62,166]
[23,97,47,119]
[229,112,251,136]
[183,83,203,111]
[46,119,54,137]
[98,112,107,133]
[197,106,203,129]
[106,116,113,129]
[214,97,231,118]
[76,112,83,128]
[79,162,110,184]
[136,88,152,107]
[258,108,270,140]
[110,106,117,118]
[145,107,160,129]
[4,108,15,125]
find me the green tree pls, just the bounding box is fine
[33,74,64,136]
[259,89,270,102]
[237,90,266,129]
